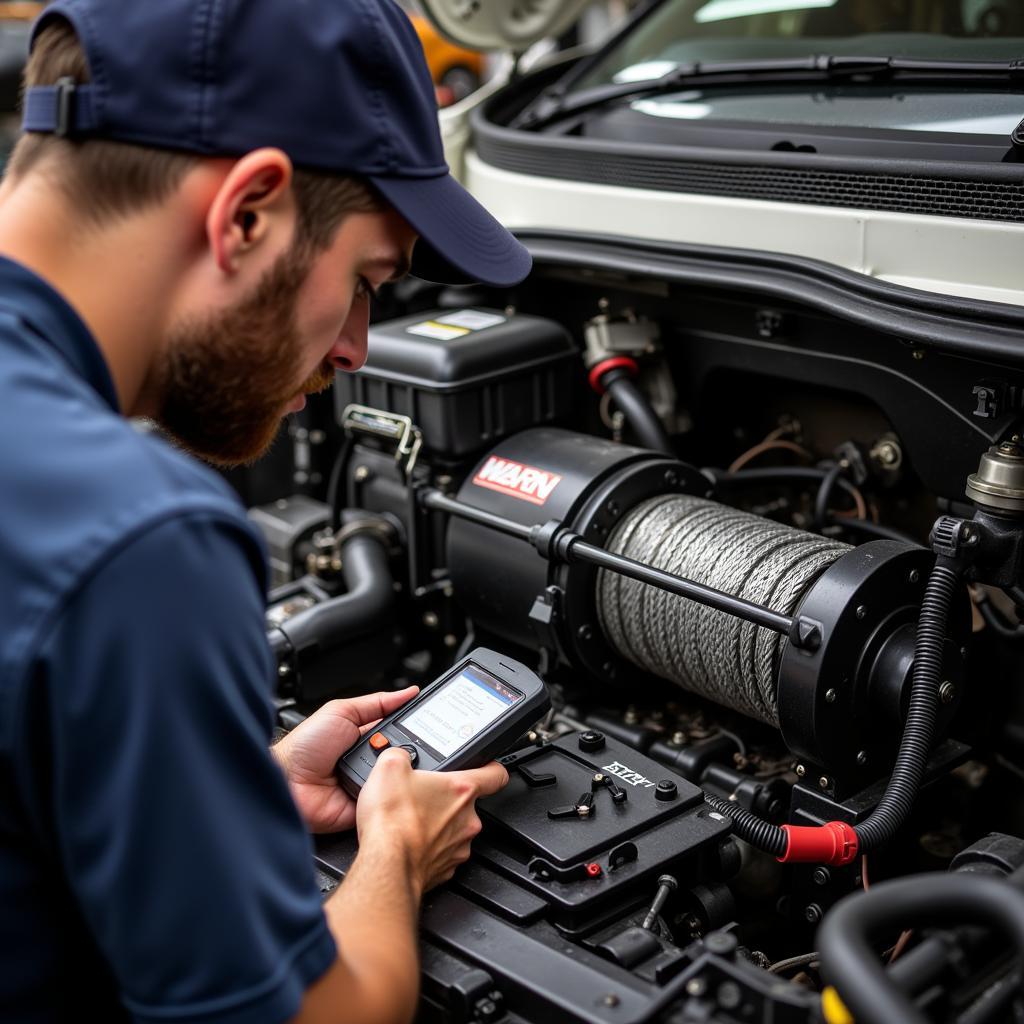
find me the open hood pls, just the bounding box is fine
[415,0,593,54]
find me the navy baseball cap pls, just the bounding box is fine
[21,0,531,289]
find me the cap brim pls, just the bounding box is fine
[369,172,532,289]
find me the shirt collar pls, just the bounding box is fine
[0,256,120,411]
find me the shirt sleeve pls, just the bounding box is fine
[23,512,337,1024]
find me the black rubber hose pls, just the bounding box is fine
[827,515,921,546]
[853,560,961,852]
[274,515,395,660]
[819,874,1024,1024]
[814,462,845,531]
[704,793,787,857]
[601,367,674,455]
[975,590,1024,640]
[325,436,354,532]
[711,466,863,505]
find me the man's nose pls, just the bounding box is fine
[329,300,370,372]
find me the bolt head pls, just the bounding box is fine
[857,750,868,766]
[805,903,823,923]
[909,570,920,584]
[825,688,837,704]
[685,977,707,997]
[795,764,806,778]
[818,776,830,790]
[812,867,830,886]
[856,605,868,620]
[354,465,370,482]
[939,681,956,704]
[602,994,620,1008]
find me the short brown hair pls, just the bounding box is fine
[7,17,384,249]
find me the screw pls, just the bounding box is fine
[812,867,831,886]
[685,977,707,997]
[805,903,823,924]
[354,465,370,482]
[825,688,837,704]
[939,681,956,704]
[857,750,868,766]
[423,611,439,629]
[795,764,806,778]
[909,570,920,583]
[277,663,291,678]
[577,624,594,642]
[819,776,830,790]
[912,349,925,361]
[717,982,742,1010]
[671,730,686,746]
[602,994,620,1008]
[642,874,679,930]
[856,605,868,620]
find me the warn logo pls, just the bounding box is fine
[472,456,563,506]
[602,761,656,789]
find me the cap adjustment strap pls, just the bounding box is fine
[23,79,100,138]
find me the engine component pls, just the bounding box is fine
[445,428,970,777]
[966,437,1024,515]
[333,308,578,461]
[597,495,849,725]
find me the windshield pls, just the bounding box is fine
[577,0,1024,88]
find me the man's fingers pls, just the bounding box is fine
[340,686,419,728]
[454,761,510,798]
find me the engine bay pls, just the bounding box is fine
[252,248,1024,1024]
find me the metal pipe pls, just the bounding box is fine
[420,488,818,648]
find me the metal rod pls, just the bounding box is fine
[421,489,535,542]
[420,489,807,642]
[568,538,798,637]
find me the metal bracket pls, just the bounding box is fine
[341,404,423,480]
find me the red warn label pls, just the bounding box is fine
[472,456,563,506]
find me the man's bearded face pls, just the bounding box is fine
[155,246,335,467]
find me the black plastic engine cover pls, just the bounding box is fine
[473,732,731,931]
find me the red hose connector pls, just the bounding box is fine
[588,356,639,395]
[779,822,858,866]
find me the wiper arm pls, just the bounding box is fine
[513,55,1024,131]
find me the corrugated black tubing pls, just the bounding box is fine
[700,559,961,860]
[819,874,1024,1024]
[704,793,786,857]
[601,367,675,455]
[853,561,961,852]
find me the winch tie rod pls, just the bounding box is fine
[419,489,822,651]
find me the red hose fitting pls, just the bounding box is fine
[588,356,638,395]
[779,822,858,866]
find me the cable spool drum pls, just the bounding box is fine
[597,495,850,726]
[597,496,971,781]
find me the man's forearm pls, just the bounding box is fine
[308,835,422,1024]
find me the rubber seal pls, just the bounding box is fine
[588,356,638,395]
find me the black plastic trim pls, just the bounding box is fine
[472,101,1024,222]
[514,231,1024,367]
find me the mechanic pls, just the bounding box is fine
[0,2,531,1022]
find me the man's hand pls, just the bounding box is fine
[356,749,509,893]
[273,687,419,833]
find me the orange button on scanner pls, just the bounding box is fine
[369,732,391,754]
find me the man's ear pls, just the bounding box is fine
[206,148,295,275]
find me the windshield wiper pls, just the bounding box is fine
[512,55,1024,131]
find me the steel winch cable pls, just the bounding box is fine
[597,495,850,725]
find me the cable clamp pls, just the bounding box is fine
[779,822,858,866]
[588,356,638,395]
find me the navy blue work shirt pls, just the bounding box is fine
[0,258,337,1022]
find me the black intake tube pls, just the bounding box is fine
[819,874,1024,1024]
[271,516,395,661]
[601,367,674,455]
